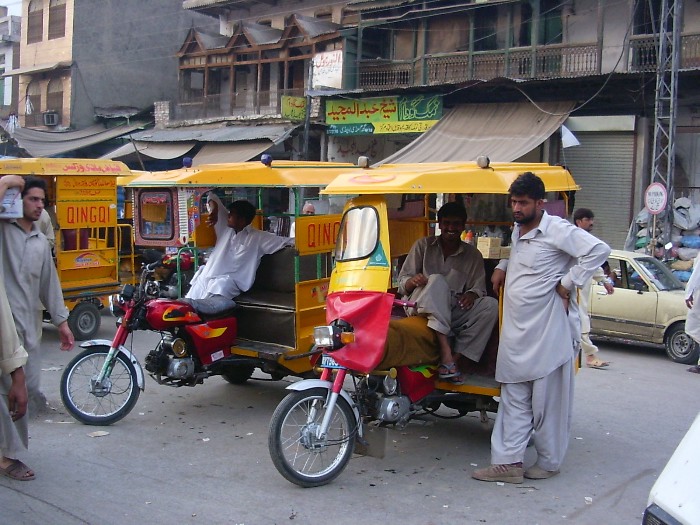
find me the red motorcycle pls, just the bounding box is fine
[60,252,252,425]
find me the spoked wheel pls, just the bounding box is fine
[60,345,140,425]
[268,387,357,487]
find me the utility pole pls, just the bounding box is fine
[650,0,683,242]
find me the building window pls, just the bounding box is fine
[27,0,44,44]
[25,80,43,126]
[0,68,5,104]
[48,0,66,40]
[46,77,64,123]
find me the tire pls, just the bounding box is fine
[68,302,101,341]
[220,365,255,385]
[60,346,140,425]
[268,387,357,488]
[665,323,700,364]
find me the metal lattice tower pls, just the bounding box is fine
[651,0,683,234]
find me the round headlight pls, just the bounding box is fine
[383,375,398,396]
[108,294,126,317]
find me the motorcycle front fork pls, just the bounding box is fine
[313,367,350,440]
[95,323,130,385]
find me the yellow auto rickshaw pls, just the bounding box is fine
[0,158,135,340]
[267,159,580,487]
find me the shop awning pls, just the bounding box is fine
[100,140,195,161]
[2,61,72,77]
[8,123,147,157]
[193,140,272,165]
[131,123,298,143]
[378,101,574,164]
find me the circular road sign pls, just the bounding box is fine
[645,183,668,215]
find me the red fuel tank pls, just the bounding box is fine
[145,299,202,330]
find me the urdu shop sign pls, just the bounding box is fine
[326,95,442,135]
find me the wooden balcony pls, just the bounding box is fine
[359,34,700,90]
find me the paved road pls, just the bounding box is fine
[1,316,698,525]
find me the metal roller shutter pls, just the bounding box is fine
[561,132,635,250]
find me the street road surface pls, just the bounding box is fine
[1,315,698,525]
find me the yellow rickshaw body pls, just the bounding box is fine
[323,161,580,396]
[127,160,364,375]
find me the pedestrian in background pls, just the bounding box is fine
[573,208,614,369]
[683,254,700,374]
[0,176,74,415]
[472,172,610,484]
[0,174,32,481]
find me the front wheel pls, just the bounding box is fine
[60,346,140,425]
[665,323,700,364]
[268,387,357,488]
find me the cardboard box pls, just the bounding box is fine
[477,236,501,249]
[478,246,502,259]
[500,246,511,259]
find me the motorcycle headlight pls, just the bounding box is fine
[108,294,126,317]
[312,320,355,351]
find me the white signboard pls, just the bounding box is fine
[312,50,343,89]
[644,182,668,215]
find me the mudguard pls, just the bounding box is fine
[80,339,146,391]
[285,379,362,438]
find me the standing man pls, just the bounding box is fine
[0,176,74,415]
[472,172,610,484]
[0,174,32,481]
[398,201,498,381]
[573,208,613,368]
[683,254,700,374]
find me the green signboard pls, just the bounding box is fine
[281,96,307,121]
[326,95,442,135]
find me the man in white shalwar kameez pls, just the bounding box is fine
[472,172,610,484]
[185,195,291,312]
[683,255,700,374]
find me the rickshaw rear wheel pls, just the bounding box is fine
[268,387,356,487]
[220,365,255,384]
[68,302,101,340]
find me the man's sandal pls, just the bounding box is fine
[0,459,35,481]
[438,362,460,379]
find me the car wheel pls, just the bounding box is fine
[664,323,700,364]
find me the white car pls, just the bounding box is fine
[644,412,700,524]
[588,250,699,364]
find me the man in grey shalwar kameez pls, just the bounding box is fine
[472,172,610,484]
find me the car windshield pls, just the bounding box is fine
[634,257,685,291]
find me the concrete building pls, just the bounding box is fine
[0,5,20,119]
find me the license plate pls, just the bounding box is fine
[320,354,343,369]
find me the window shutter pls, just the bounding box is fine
[27,11,43,44]
[48,4,66,40]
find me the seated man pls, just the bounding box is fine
[185,194,292,314]
[398,202,498,382]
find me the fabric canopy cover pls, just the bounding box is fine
[193,140,272,165]
[379,101,574,164]
[8,123,145,157]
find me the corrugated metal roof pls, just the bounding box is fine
[293,14,341,38]
[131,123,299,143]
[196,30,229,50]
[242,22,283,46]
[183,0,230,9]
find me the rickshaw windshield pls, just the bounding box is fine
[334,206,379,262]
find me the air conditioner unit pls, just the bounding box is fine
[43,111,59,126]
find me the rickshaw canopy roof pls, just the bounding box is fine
[0,158,132,176]
[321,162,579,195]
[126,161,361,188]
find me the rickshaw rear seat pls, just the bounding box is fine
[235,247,328,347]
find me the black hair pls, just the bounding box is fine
[227,200,257,224]
[21,176,47,198]
[509,172,545,200]
[437,201,467,222]
[573,208,594,223]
